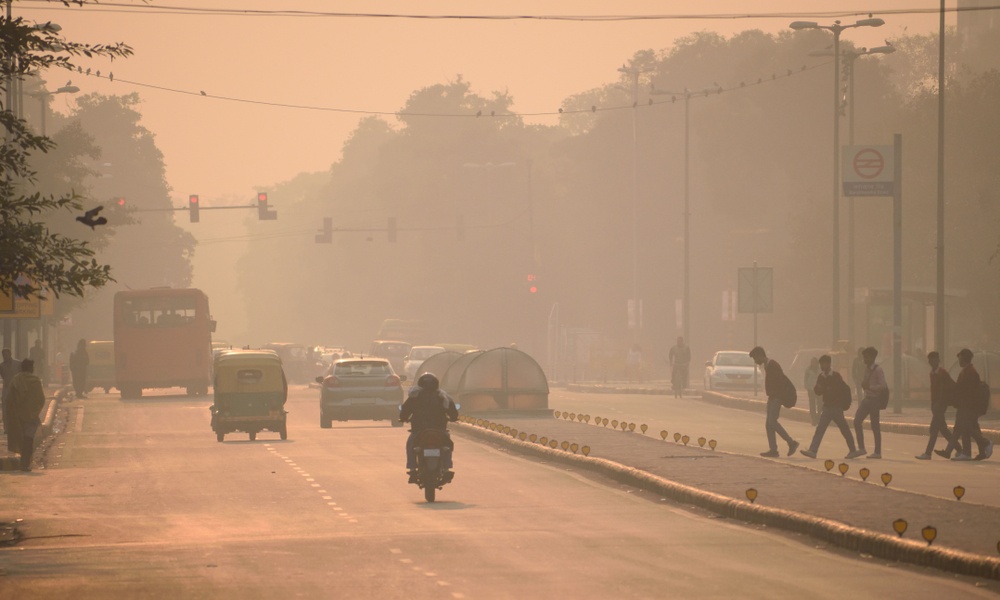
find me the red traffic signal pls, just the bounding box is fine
[527,273,538,293]
[116,197,125,207]
[188,194,200,223]
[257,192,277,220]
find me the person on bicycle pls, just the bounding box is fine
[669,337,691,398]
[399,373,459,482]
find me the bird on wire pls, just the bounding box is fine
[76,205,107,230]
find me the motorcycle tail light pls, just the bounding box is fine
[323,376,340,389]
[385,375,401,387]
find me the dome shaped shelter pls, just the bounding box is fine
[446,347,549,412]
[414,350,463,383]
[440,350,484,395]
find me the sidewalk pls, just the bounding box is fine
[564,381,1000,441]
[453,410,1000,582]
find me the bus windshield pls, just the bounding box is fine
[121,296,198,327]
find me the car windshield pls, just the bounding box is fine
[410,347,443,361]
[334,361,391,376]
[716,353,755,367]
[376,343,410,357]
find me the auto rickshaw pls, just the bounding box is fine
[211,349,288,442]
[87,340,117,394]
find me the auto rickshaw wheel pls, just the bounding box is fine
[249,432,257,441]
[320,412,332,429]
[216,432,224,442]
[280,427,288,440]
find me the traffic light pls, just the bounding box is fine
[527,273,538,294]
[115,197,125,207]
[387,217,397,242]
[257,192,277,220]
[315,217,333,243]
[188,195,200,223]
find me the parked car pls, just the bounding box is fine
[368,340,412,376]
[402,345,445,381]
[704,350,762,391]
[316,357,405,428]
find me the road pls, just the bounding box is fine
[549,388,1000,506]
[1,387,994,599]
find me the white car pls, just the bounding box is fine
[402,345,446,382]
[704,350,762,391]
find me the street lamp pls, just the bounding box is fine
[789,18,885,347]
[808,44,894,348]
[617,64,653,343]
[29,83,79,135]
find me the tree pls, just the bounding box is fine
[0,2,131,300]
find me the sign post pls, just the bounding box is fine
[738,263,773,395]
[843,139,903,413]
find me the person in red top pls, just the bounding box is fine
[946,348,993,461]
[916,351,957,459]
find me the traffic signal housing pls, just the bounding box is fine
[527,273,538,294]
[257,192,277,220]
[188,194,200,223]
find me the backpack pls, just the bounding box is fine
[780,375,797,408]
[833,375,853,411]
[876,386,890,410]
[977,381,991,417]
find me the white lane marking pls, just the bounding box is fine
[317,489,327,493]
[333,507,343,511]
[389,549,402,554]
[327,502,337,506]
[349,519,358,523]
[305,478,315,481]
[399,558,412,564]
[437,581,450,587]
[424,572,436,577]
[75,406,85,431]
[310,483,320,488]
[322,496,332,500]
[452,593,466,599]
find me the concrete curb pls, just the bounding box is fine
[453,420,1000,580]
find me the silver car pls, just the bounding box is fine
[704,351,762,391]
[316,358,405,428]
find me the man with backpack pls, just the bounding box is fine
[916,351,957,460]
[854,346,887,459]
[749,346,799,458]
[800,355,866,459]
[945,348,993,461]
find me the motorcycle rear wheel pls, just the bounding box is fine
[424,485,436,502]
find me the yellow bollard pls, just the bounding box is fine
[893,518,908,537]
[709,439,718,450]
[953,485,966,501]
[824,459,835,471]
[838,463,849,476]
[746,488,758,503]
[921,526,937,546]
[660,430,669,441]
[881,473,892,487]
[859,467,870,481]
[697,437,706,447]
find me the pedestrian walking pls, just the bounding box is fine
[804,357,820,425]
[851,347,865,402]
[7,359,46,471]
[1,348,20,449]
[915,351,956,460]
[70,338,90,399]
[945,348,993,461]
[749,346,799,458]
[854,346,887,459]
[28,338,47,386]
[800,355,865,459]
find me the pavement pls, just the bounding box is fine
[7,381,1000,584]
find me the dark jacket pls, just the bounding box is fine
[764,359,786,400]
[400,388,458,431]
[954,364,981,412]
[814,370,849,409]
[929,367,955,413]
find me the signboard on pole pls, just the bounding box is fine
[738,267,773,313]
[842,145,895,197]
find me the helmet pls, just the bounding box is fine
[417,372,439,393]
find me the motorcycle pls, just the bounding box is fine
[407,428,454,502]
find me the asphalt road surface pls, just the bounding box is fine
[1,387,994,599]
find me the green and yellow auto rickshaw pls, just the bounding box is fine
[86,340,117,394]
[211,350,288,442]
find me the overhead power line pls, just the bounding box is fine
[15,1,1000,21]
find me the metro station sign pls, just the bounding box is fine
[842,145,895,197]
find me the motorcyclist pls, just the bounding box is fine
[399,373,459,483]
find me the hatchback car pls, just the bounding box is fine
[316,358,405,428]
[402,345,445,381]
[704,351,762,391]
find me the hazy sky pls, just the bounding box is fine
[20,1,948,205]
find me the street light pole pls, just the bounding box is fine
[790,18,885,347]
[618,64,651,343]
[682,91,691,346]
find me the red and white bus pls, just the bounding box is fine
[113,288,215,398]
